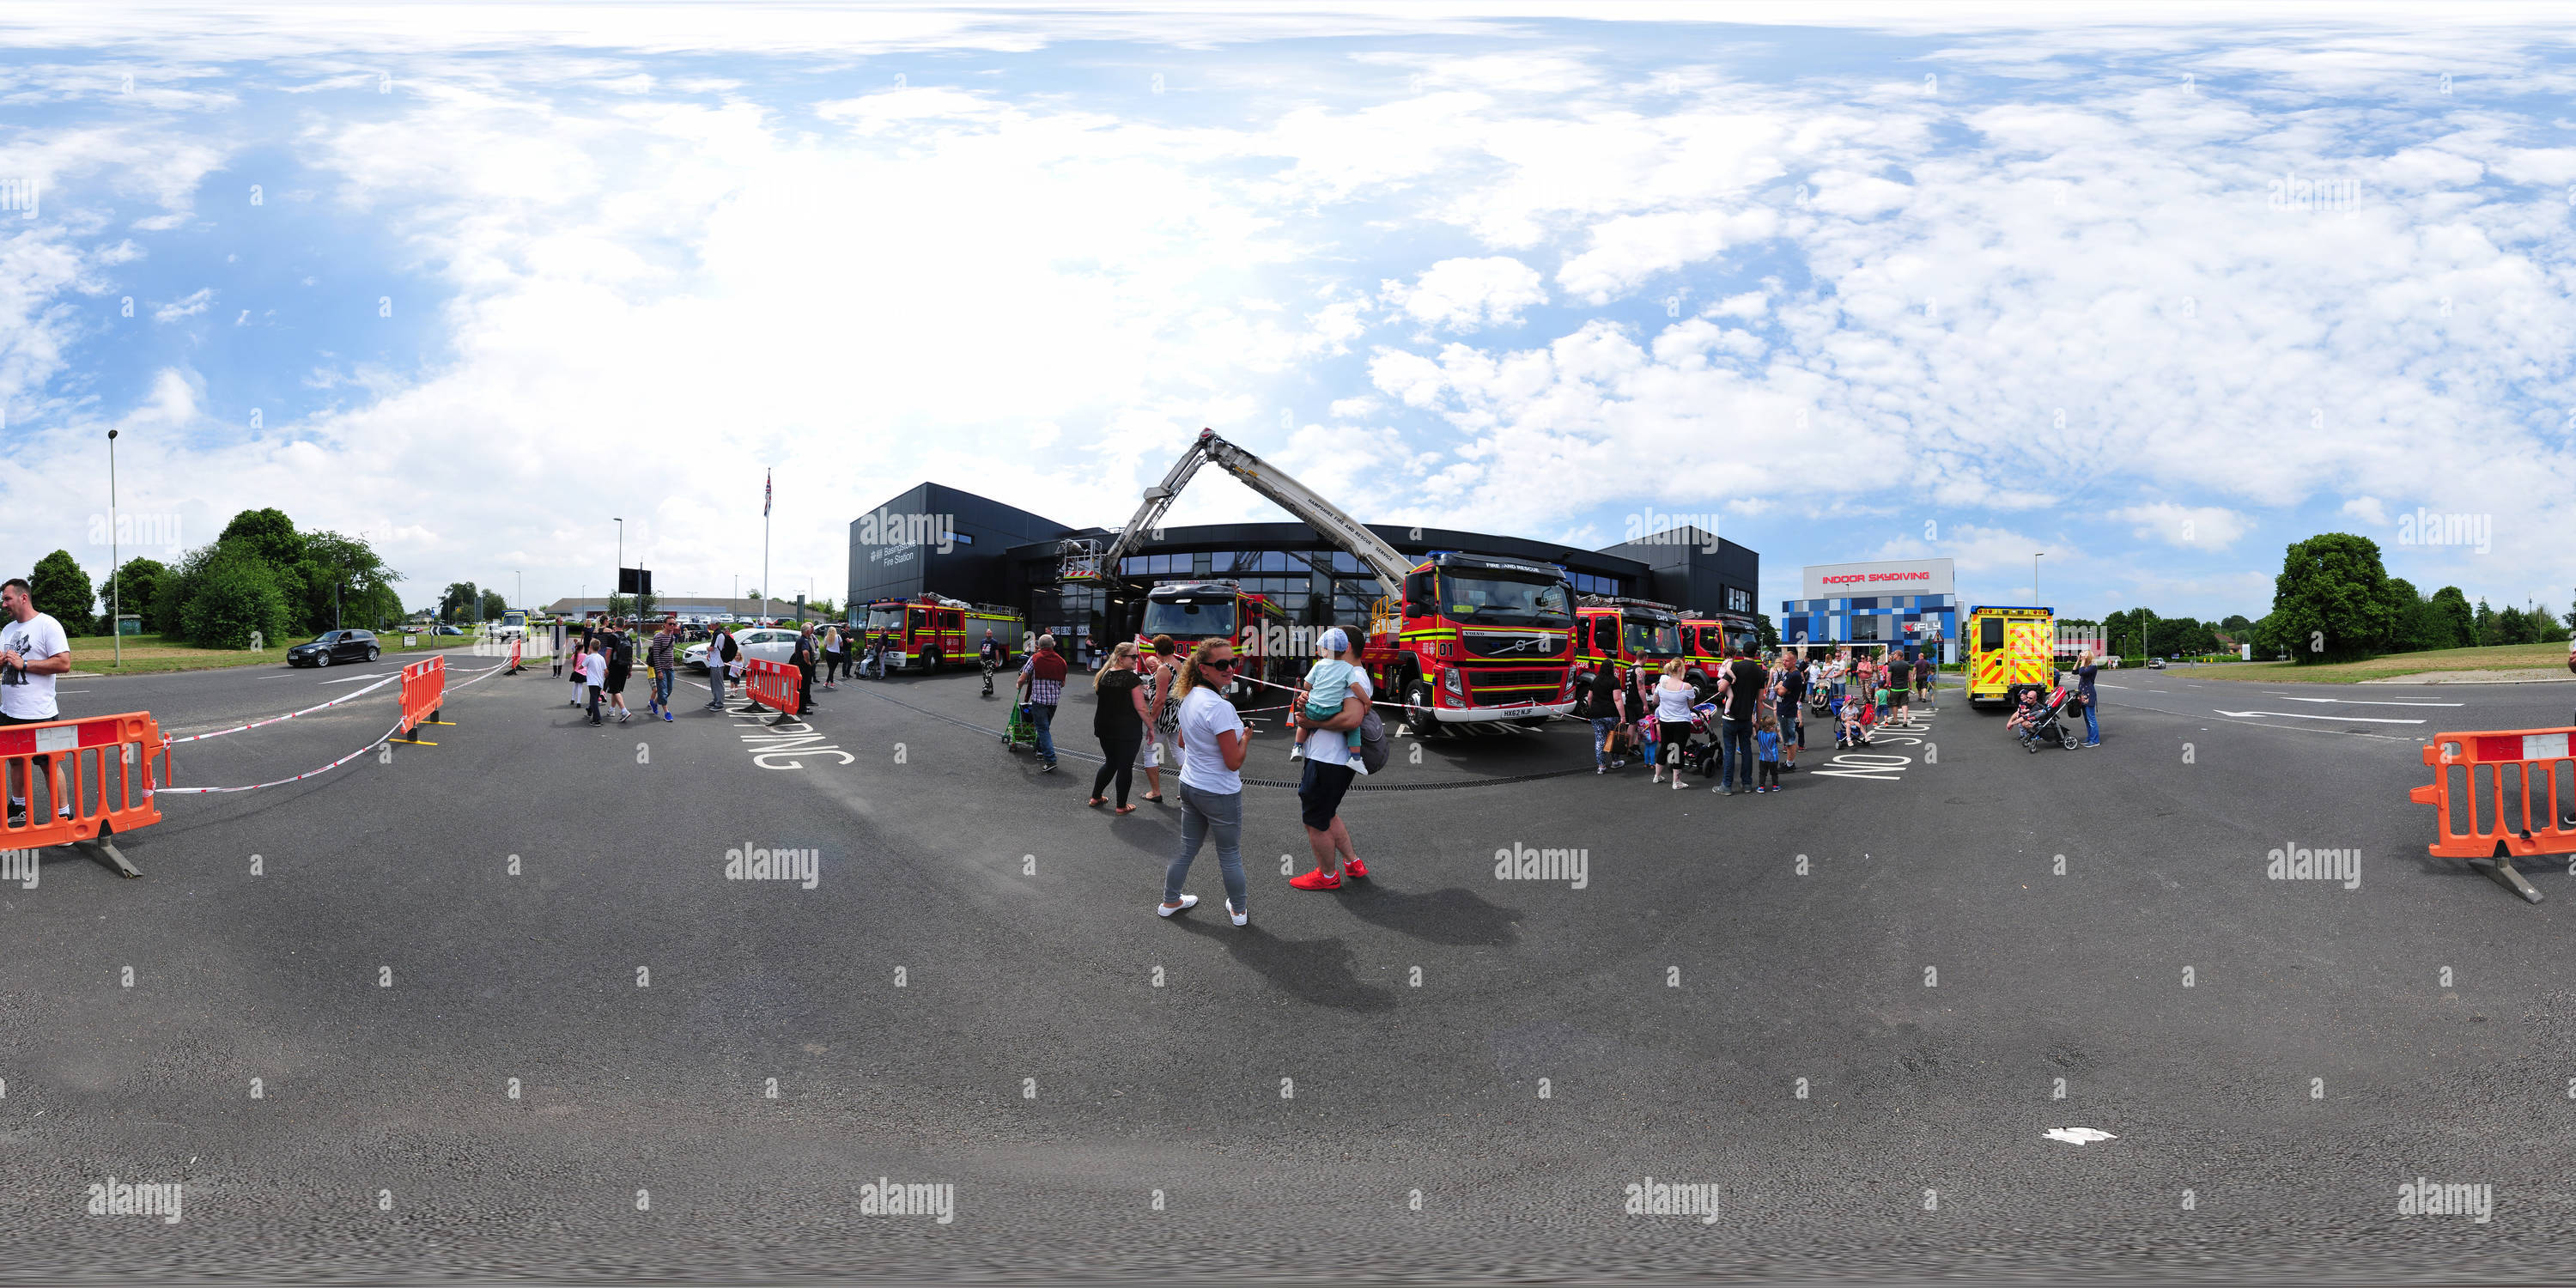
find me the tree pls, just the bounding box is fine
[106,556,169,633]
[2428,586,2475,651]
[440,582,480,622]
[2473,597,2497,647]
[2220,614,2252,635]
[2269,532,2395,664]
[27,550,96,636]
[479,589,507,621]
[178,545,292,648]
[2250,611,2293,659]
[2537,601,2572,644]
[296,531,399,635]
[1753,611,1780,652]
[2494,604,2537,646]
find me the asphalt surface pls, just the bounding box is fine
[5,651,2576,1283]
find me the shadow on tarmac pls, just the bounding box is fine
[1335,883,1527,947]
[1168,917,1399,1012]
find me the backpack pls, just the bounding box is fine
[609,635,634,669]
[719,632,739,662]
[1357,702,1389,775]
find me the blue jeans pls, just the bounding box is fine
[652,669,674,710]
[2081,697,2099,744]
[1166,782,1247,913]
[1590,715,1621,766]
[1720,716,1756,791]
[1031,702,1058,762]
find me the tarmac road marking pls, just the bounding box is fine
[2212,708,2425,725]
[315,672,393,685]
[2275,696,2462,707]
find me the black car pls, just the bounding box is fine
[287,629,380,667]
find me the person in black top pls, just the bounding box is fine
[2072,648,2101,746]
[1718,647,1766,794]
[1583,659,1629,774]
[788,624,819,720]
[1088,642,1151,811]
[1774,652,1807,768]
[1886,654,1913,724]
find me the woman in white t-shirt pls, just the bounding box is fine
[1649,659,1698,790]
[1157,639,1251,927]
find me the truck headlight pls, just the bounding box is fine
[1441,666,1462,696]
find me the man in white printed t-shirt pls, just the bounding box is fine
[0,578,75,825]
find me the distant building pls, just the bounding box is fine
[848,483,1759,651]
[541,595,805,623]
[1779,558,1958,661]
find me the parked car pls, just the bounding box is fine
[683,628,800,671]
[431,624,467,636]
[2146,658,2166,669]
[288,629,381,667]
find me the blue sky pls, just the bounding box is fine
[2,2,2571,623]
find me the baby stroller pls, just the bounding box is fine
[2018,683,2083,752]
[1002,699,1039,752]
[1680,702,1722,775]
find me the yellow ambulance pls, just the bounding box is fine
[1965,605,2056,708]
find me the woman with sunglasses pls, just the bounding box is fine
[1158,638,1251,927]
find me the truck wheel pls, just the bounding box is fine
[1406,678,1443,738]
[920,648,941,672]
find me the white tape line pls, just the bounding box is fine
[165,672,401,744]
[155,714,408,796]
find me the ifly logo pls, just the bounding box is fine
[0,177,34,219]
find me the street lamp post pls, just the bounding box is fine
[2033,552,2044,605]
[106,429,119,667]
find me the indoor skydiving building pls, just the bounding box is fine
[849,482,1759,655]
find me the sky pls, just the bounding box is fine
[2,2,2571,623]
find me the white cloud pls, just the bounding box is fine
[2340,495,2389,526]
[1380,256,1546,331]
[2108,503,2252,550]
[151,286,212,322]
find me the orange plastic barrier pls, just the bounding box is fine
[398,654,447,741]
[506,637,524,675]
[743,657,803,718]
[2411,726,2576,903]
[0,711,168,877]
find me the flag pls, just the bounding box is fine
[763,468,772,517]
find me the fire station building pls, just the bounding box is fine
[849,483,1760,656]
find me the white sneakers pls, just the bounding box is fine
[1288,743,1305,761]
[1226,900,1249,927]
[1157,895,1199,917]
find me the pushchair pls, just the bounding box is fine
[1680,702,1722,776]
[1002,699,1039,752]
[2017,684,2083,752]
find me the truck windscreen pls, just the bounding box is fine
[866,608,904,632]
[1625,616,1680,656]
[1141,598,1237,640]
[1439,574,1571,625]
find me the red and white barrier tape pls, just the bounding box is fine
[154,659,507,796]
[164,672,402,743]
[155,713,408,795]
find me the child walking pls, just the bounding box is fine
[1755,709,1783,792]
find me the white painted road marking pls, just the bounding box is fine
[2213,708,2426,725]
[2275,696,2462,707]
[315,671,392,685]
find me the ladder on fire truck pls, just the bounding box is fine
[1062,428,1416,595]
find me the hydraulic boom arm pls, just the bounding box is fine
[1103,428,1414,590]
